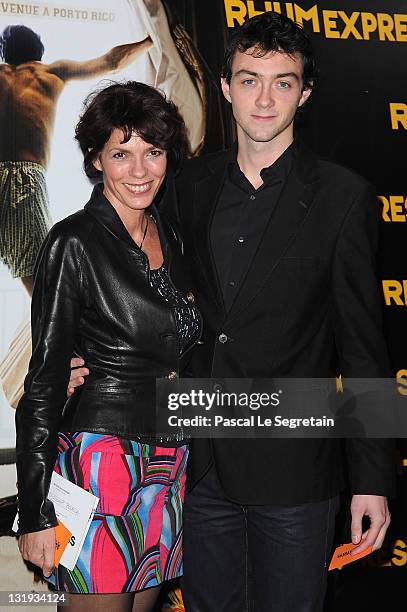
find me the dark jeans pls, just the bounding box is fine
[182,465,339,612]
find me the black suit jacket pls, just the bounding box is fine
[163,142,395,505]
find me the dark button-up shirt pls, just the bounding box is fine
[210,142,294,311]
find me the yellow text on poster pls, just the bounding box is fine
[224,1,407,44]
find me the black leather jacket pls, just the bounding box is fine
[15,184,201,535]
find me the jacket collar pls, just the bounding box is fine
[191,149,234,317]
[84,183,168,260]
[203,138,318,180]
[199,138,319,193]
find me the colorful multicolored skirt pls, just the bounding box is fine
[46,431,188,593]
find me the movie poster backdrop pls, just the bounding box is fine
[0,1,406,609]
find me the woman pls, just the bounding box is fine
[15,81,201,612]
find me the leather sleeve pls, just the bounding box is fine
[15,225,84,534]
[332,181,396,497]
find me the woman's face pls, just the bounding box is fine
[93,128,167,213]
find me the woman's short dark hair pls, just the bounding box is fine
[75,81,191,179]
[222,12,317,91]
[0,25,44,65]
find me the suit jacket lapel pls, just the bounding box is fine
[192,151,235,317]
[226,142,320,323]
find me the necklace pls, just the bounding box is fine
[139,215,149,249]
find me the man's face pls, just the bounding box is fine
[221,48,311,148]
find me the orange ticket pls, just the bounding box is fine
[329,542,373,570]
[54,519,72,567]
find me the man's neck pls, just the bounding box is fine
[236,132,294,189]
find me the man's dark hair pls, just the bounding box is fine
[0,25,44,65]
[75,81,191,179]
[222,12,317,90]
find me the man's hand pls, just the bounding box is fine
[350,494,390,555]
[18,528,55,577]
[67,357,89,397]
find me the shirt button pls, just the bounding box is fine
[238,236,245,244]
[167,371,178,380]
[250,194,256,200]
[228,281,235,287]
[218,333,228,344]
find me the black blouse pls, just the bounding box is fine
[149,263,201,355]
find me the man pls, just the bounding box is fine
[0,25,151,294]
[70,12,394,611]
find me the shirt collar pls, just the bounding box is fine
[228,140,295,190]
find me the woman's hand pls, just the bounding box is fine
[18,528,56,577]
[67,357,89,397]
